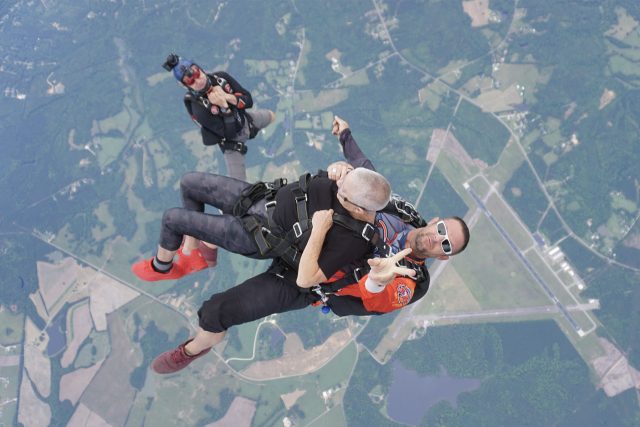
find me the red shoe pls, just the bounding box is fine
[151,339,211,374]
[131,258,187,282]
[176,247,210,273]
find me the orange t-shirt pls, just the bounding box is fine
[334,274,416,313]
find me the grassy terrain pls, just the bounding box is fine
[0,310,24,346]
[485,192,535,251]
[307,404,347,427]
[451,215,550,309]
[451,100,511,166]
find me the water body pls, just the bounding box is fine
[46,309,67,357]
[386,361,482,426]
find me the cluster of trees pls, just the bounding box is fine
[345,321,640,426]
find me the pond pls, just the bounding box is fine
[46,309,67,357]
[386,361,482,425]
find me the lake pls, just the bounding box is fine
[386,361,482,425]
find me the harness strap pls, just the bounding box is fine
[233,178,287,217]
[241,216,271,255]
[220,140,247,154]
[323,266,367,292]
[291,173,311,238]
[235,174,314,270]
[332,213,390,256]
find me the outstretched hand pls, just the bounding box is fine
[367,248,416,286]
[332,115,350,136]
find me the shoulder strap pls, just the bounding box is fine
[236,173,315,271]
[291,173,312,237]
[332,213,390,256]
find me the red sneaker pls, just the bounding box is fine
[176,247,211,273]
[131,258,187,282]
[151,340,211,374]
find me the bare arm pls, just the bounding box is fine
[296,210,333,288]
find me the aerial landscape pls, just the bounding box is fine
[1,0,639,426]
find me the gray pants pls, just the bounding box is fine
[223,109,272,181]
[159,172,269,258]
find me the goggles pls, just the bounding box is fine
[182,65,201,86]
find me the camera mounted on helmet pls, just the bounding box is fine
[162,53,180,72]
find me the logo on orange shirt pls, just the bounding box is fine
[396,284,412,306]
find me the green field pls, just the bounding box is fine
[485,139,525,189]
[307,404,347,427]
[224,320,263,365]
[451,215,550,309]
[485,192,535,251]
[0,310,24,346]
[451,100,511,166]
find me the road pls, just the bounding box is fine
[411,301,600,324]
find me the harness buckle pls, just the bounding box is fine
[261,226,272,235]
[353,267,364,282]
[265,200,277,209]
[294,194,308,203]
[311,285,329,304]
[361,223,375,241]
[293,222,303,238]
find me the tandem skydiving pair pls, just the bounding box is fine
[132,67,470,374]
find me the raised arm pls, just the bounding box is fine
[332,116,376,171]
